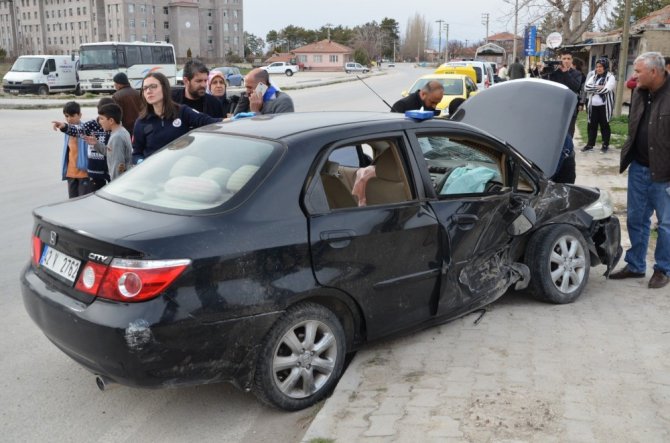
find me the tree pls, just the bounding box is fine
[401,13,431,61]
[353,47,370,65]
[501,0,610,45]
[603,0,670,30]
[354,21,383,61]
[244,32,265,60]
[380,18,400,60]
[266,30,280,51]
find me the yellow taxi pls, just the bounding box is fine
[401,73,479,115]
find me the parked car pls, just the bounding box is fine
[212,66,244,87]
[345,62,369,73]
[262,61,299,76]
[21,80,620,411]
[3,54,80,95]
[439,60,495,90]
[402,73,478,115]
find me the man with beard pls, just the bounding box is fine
[171,59,224,118]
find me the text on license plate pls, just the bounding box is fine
[40,246,81,284]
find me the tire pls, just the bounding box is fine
[74,84,82,96]
[37,85,48,96]
[345,70,350,74]
[525,224,590,304]
[285,69,293,77]
[253,302,346,411]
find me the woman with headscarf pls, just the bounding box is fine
[207,70,235,117]
[582,58,617,153]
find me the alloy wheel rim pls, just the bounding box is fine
[549,235,586,293]
[272,320,338,399]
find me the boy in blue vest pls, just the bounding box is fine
[55,101,91,198]
[52,98,113,190]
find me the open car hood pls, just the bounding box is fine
[454,78,577,176]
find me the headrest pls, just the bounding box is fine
[323,160,340,175]
[226,165,259,192]
[374,148,402,182]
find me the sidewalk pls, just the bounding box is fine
[0,70,385,110]
[303,133,670,442]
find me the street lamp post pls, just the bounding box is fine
[444,23,449,61]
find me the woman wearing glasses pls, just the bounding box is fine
[132,72,222,163]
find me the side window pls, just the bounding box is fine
[319,139,414,210]
[419,135,504,196]
[46,59,56,72]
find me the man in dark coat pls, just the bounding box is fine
[610,52,670,289]
[112,72,142,134]
[391,81,444,114]
[508,58,526,80]
[171,59,224,118]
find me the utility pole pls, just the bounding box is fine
[613,0,632,117]
[436,19,444,62]
[444,23,449,62]
[481,13,490,42]
[512,0,519,62]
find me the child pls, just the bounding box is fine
[52,97,114,190]
[55,101,90,198]
[84,103,132,180]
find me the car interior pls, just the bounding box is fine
[319,135,512,211]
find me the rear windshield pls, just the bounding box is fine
[410,78,463,96]
[101,132,281,212]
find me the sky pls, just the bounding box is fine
[243,0,523,48]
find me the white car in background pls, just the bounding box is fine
[262,62,299,76]
[344,62,369,73]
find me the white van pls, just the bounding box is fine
[2,55,80,95]
[441,61,494,90]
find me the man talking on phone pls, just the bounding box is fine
[234,68,294,115]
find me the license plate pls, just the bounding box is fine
[40,246,81,285]
[92,83,101,88]
[10,89,19,94]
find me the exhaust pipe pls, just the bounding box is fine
[95,375,117,391]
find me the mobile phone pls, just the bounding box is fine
[255,82,268,97]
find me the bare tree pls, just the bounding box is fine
[498,0,610,45]
[401,13,432,61]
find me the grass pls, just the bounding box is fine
[576,112,628,149]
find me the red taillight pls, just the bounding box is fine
[74,261,108,295]
[97,258,190,302]
[32,235,42,265]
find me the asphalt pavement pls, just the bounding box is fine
[0,69,386,109]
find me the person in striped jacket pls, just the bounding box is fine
[581,58,617,153]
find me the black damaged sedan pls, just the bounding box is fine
[22,80,621,410]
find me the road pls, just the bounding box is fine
[0,64,426,443]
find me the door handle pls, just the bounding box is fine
[451,214,479,230]
[320,230,355,248]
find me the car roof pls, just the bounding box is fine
[200,112,415,141]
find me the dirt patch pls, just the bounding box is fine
[461,388,561,441]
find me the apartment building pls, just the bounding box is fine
[0,0,243,61]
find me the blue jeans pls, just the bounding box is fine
[624,161,670,275]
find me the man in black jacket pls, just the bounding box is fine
[391,81,444,114]
[610,52,670,289]
[171,59,224,118]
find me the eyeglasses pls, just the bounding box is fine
[142,83,159,92]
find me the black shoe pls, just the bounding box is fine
[600,146,609,153]
[649,270,670,289]
[581,145,594,152]
[609,266,646,279]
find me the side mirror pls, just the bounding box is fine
[507,205,536,236]
[43,67,49,75]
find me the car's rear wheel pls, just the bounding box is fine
[285,69,293,77]
[253,302,345,410]
[525,224,590,304]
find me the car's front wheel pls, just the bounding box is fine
[37,85,48,96]
[525,224,590,304]
[254,302,346,410]
[285,69,294,76]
